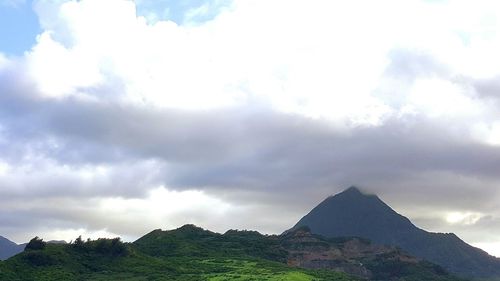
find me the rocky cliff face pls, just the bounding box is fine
[281,227,421,279]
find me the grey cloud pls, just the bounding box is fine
[3,89,500,207]
[2,64,500,245]
[0,159,167,199]
[0,206,85,242]
[472,76,500,100]
[382,48,500,104]
[412,214,500,244]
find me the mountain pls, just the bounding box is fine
[0,225,464,281]
[0,235,24,260]
[291,186,500,279]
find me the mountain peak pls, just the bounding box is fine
[329,186,378,203]
[291,186,500,279]
[340,186,366,196]
[344,185,362,192]
[293,186,414,241]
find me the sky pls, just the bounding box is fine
[1,0,500,257]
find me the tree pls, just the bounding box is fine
[72,235,86,251]
[74,235,84,246]
[25,236,46,251]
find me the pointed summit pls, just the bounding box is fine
[336,186,373,198]
[341,186,363,194]
[293,186,416,243]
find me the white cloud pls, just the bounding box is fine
[25,0,500,131]
[39,228,120,243]
[25,0,401,122]
[474,121,500,146]
[406,78,480,117]
[0,53,10,70]
[96,187,236,236]
[27,32,103,98]
[445,211,483,225]
[0,161,9,176]
[473,242,500,258]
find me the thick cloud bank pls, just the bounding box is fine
[1,0,500,256]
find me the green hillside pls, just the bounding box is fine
[0,232,355,281]
[0,225,467,281]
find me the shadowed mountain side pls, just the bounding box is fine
[0,236,24,260]
[291,186,500,279]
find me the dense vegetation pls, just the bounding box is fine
[0,224,467,281]
[0,230,353,281]
[0,249,351,281]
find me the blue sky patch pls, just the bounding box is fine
[135,0,231,25]
[0,0,40,56]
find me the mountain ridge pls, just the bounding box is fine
[291,186,500,279]
[0,235,24,261]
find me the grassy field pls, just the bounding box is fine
[201,259,353,281]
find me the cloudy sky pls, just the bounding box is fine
[1,0,500,256]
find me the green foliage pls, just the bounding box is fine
[0,248,350,281]
[0,227,467,281]
[70,236,128,257]
[22,252,55,267]
[134,226,287,262]
[72,235,85,250]
[0,230,353,281]
[201,259,352,281]
[25,236,46,251]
